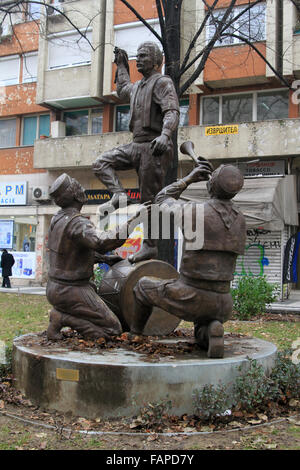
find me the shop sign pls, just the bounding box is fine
[205,125,239,136]
[0,251,36,279]
[0,219,14,249]
[85,188,141,205]
[0,182,27,205]
[240,160,285,178]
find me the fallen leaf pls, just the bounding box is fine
[229,421,244,428]
[265,443,277,449]
[182,427,196,433]
[289,399,300,408]
[35,433,47,439]
[0,400,4,409]
[257,414,268,421]
[248,419,262,425]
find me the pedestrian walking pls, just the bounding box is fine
[1,249,15,288]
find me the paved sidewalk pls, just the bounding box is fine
[266,290,300,314]
[0,286,46,295]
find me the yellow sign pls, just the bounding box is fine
[205,125,239,136]
[56,368,79,382]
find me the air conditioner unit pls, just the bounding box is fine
[32,186,50,201]
[47,2,64,17]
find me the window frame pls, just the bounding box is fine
[0,118,17,148]
[0,54,21,86]
[63,107,104,136]
[47,28,93,71]
[21,114,51,147]
[200,88,290,125]
[114,19,162,60]
[22,51,38,83]
[206,2,266,48]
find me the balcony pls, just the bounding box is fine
[34,119,300,170]
[36,0,105,108]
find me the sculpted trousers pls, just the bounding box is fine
[93,141,173,203]
[46,280,122,339]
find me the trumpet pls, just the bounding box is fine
[180,141,213,174]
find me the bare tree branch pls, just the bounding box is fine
[225,32,292,88]
[119,0,163,45]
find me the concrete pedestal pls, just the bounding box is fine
[13,333,277,419]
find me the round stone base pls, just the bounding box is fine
[12,333,277,419]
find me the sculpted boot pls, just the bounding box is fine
[47,309,64,340]
[207,320,224,358]
[194,320,224,358]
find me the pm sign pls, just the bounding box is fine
[0,182,27,205]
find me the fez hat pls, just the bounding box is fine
[49,173,72,198]
[209,165,244,198]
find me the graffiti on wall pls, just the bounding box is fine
[235,229,281,277]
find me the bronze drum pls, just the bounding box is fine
[98,259,180,336]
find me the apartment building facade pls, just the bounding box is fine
[0,0,300,293]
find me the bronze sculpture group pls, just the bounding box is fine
[46,42,246,359]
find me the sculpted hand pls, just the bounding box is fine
[183,163,212,185]
[113,47,129,67]
[150,134,169,157]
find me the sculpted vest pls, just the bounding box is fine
[180,201,246,283]
[129,73,168,134]
[48,211,94,283]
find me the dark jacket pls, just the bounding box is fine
[1,251,15,277]
[47,207,128,284]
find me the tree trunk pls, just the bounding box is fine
[157,1,182,265]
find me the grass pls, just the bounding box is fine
[0,293,299,351]
[224,319,300,350]
[0,293,50,347]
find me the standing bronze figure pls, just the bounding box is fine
[46,173,149,341]
[129,162,246,358]
[93,41,180,263]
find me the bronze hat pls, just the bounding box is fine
[49,173,73,198]
[210,165,244,197]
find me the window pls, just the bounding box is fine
[48,30,92,70]
[64,109,103,136]
[257,90,289,120]
[222,94,253,124]
[22,52,38,83]
[0,55,20,86]
[22,114,50,146]
[179,99,189,127]
[26,2,41,20]
[0,119,17,148]
[207,3,266,47]
[114,20,162,59]
[115,105,130,132]
[201,90,289,125]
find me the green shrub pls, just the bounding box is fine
[270,350,300,400]
[231,275,280,320]
[93,266,106,288]
[233,358,276,411]
[193,383,231,420]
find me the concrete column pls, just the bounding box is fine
[35,214,50,285]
